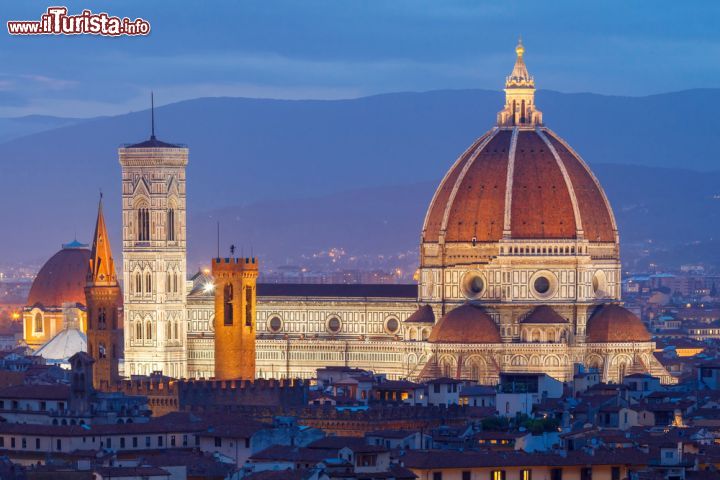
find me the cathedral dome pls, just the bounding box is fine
[422,41,617,246]
[27,243,90,308]
[422,128,616,244]
[586,304,651,343]
[428,304,501,343]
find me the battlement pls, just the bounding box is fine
[114,377,307,416]
[212,257,259,273]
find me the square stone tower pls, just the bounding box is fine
[119,128,188,379]
[212,257,258,380]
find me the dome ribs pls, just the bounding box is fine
[422,131,494,242]
[428,304,502,343]
[442,129,510,242]
[586,304,651,343]
[510,131,576,239]
[545,132,617,243]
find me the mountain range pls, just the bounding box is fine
[1,89,719,271]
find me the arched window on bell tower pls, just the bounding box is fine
[167,208,175,241]
[223,283,233,326]
[137,208,150,242]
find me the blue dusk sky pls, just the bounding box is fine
[1,0,719,117]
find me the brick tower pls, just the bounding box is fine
[85,197,122,390]
[212,256,258,380]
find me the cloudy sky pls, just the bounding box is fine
[1,1,719,117]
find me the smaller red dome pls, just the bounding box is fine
[27,246,90,308]
[586,304,651,343]
[428,304,501,343]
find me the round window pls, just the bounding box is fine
[530,270,557,299]
[592,270,607,298]
[534,276,550,294]
[385,317,399,334]
[461,271,486,299]
[268,316,282,333]
[327,317,341,334]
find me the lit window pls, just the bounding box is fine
[33,312,43,334]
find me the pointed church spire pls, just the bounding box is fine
[87,194,117,286]
[497,38,543,127]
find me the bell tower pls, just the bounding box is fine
[85,196,122,390]
[212,256,258,380]
[119,96,189,379]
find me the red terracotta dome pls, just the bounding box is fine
[586,304,651,343]
[422,128,617,244]
[428,304,501,343]
[27,244,91,308]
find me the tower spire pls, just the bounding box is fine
[497,38,542,127]
[87,194,117,286]
[150,91,156,140]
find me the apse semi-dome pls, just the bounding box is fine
[586,304,651,343]
[428,304,501,343]
[27,242,91,308]
[422,41,617,246]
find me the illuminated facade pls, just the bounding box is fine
[119,132,189,379]
[119,41,674,385]
[23,242,89,351]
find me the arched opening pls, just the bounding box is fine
[223,283,234,325]
[34,312,43,333]
[439,356,456,378]
[136,322,142,340]
[466,357,487,382]
[546,328,556,343]
[146,322,152,340]
[137,207,150,241]
[167,208,175,241]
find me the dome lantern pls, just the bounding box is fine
[498,38,543,127]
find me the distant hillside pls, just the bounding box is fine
[188,164,720,271]
[1,89,719,266]
[0,115,84,143]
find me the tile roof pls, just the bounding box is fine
[0,384,69,400]
[257,283,417,299]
